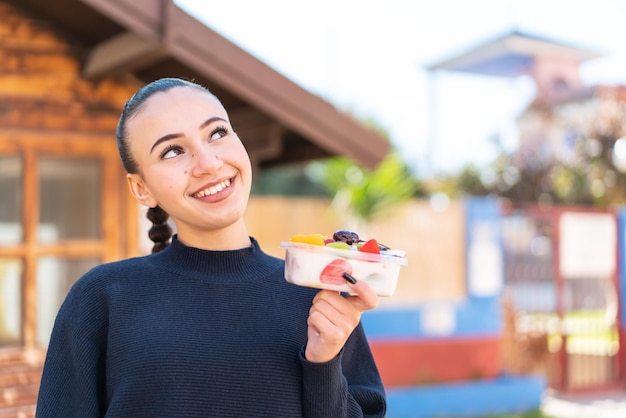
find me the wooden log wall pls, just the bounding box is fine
[0,1,138,132]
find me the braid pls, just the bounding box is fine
[146,206,172,253]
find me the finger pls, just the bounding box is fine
[311,292,352,324]
[310,291,361,331]
[308,308,349,341]
[345,279,379,312]
[313,289,348,311]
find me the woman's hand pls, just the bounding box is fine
[304,279,379,363]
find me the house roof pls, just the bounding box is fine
[12,0,389,169]
[427,30,604,78]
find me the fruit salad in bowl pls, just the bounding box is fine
[281,229,408,296]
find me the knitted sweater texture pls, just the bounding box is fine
[36,237,386,417]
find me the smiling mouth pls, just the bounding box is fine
[192,178,232,198]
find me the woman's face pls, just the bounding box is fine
[125,86,252,247]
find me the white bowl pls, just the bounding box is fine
[281,242,408,297]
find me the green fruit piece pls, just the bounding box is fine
[326,241,351,250]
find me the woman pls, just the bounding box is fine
[36,78,386,417]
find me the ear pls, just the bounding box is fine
[126,173,158,208]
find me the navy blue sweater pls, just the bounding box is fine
[36,237,386,417]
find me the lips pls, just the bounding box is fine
[192,178,232,198]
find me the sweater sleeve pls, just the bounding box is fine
[300,323,386,418]
[36,276,108,418]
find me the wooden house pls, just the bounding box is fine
[0,0,389,414]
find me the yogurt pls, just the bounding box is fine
[281,241,408,296]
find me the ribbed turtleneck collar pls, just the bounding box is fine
[149,235,282,283]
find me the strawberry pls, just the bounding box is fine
[319,259,352,285]
[359,239,380,254]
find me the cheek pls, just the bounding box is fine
[146,170,180,196]
[236,146,252,171]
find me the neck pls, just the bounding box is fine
[175,220,251,251]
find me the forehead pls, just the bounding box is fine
[129,86,227,130]
[148,86,221,109]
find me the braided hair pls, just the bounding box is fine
[146,206,172,254]
[116,78,216,253]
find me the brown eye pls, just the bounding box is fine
[160,144,184,159]
[210,126,228,141]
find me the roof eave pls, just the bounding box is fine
[427,30,604,76]
[79,0,389,169]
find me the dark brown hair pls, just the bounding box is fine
[116,78,212,253]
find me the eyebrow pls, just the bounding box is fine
[149,116,228,154]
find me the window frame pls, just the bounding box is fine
[0,130,131,348]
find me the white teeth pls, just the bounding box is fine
[194,179,231,198]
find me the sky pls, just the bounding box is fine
[175,0,626,176]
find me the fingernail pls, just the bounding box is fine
[343,272,357,284]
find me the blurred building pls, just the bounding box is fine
[430,30,626,203]
[376,30,626,417]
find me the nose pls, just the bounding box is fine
[190,146,222,177]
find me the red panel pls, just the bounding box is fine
[616,330,626,388]
[371,337,502,388]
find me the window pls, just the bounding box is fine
[0,132,128,347]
